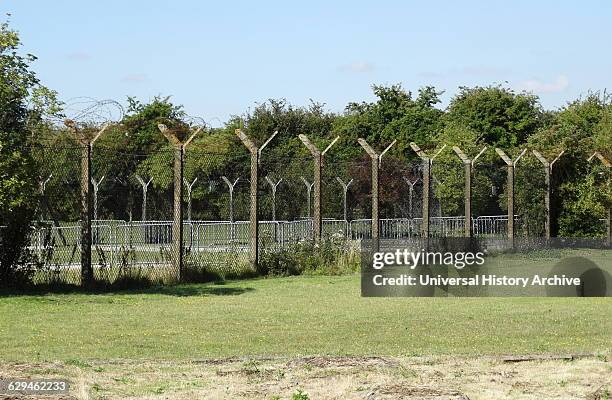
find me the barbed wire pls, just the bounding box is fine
[183,113,208,129]
[54,97,125,127]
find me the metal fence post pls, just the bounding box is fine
[452,146,487,237]
[250,150,259,264]
[134,175,152,221]
[506,163,514,245]
[159,124,201,281]
[358,138,396,249]
[91,176,105,221]
[236,129,277,268]
[65,120,109,287]
[588,151,611,247]
[403,177,420,219]
[410,142,446,241]
[336,177,353,223]
[265,176,282,221]
[298,134,339,242]
[609,207,611,248]
[174,145,184,277]
[300,177,314,218]
[372,154,379,239]
[464,161,472,236]
[544,167,551,239]
[533,149,564,241]
[422,158,431,239]
[313,152,322,240]
[184,177,198,222]
[221,176,239,242]
[496,148,526,248]
[80,139,93,285]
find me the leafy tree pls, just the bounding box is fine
[94,96,189,221]
[193,99,338,221]
[431,123,501,217]
[329,85,445,219]
[524,93,612,237]
[445,86,543,148]
[0,18,61,285]
[334,85,444,157]
[121,96,187,150]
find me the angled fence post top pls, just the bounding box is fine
[184,177,198,188]
[222,176,240,187]
[403,176,421,186]
[452,146,470,164]
[588,151,612,168]
[265,176,283,189]
[336,176,354,187]
[495,148,527,167]
[452,146,488,166]
[358,138,378,159]
[135,174,153,188]
[40,174,53,192]
[91,175,105,186]
[358,138,397,164]
[532,149,565,170]
[298,134,320,156]
[410,142,447,161]
[158,124,202,148]
[298,134,340,156]
[235,129,278,159]
[65,119,111,145]
[301,176,314,188]
[235,129,258,153]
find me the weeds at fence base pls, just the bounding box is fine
[8,268,168,294]
[4,240,359,292]
[258,239,360,277]
[182,259,258,283]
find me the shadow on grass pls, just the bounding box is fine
[0,280,255,298]
[0,264,260,297]
[135,283,255,297]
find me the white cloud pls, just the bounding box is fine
[518,75,569,94]
[339,61,375,73]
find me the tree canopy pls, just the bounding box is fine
[1,17,610,246]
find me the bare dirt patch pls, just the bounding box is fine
[366,384,471,399]
[288,356,398,369]
[0,353,610,399]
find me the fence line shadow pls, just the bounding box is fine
[0,280,255,298]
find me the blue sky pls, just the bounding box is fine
[3,1,612,126]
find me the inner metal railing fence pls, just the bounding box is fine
[6,214,610,286]
[27,215,526,262]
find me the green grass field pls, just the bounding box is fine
[2,249,611,399]
[1,271,611,362]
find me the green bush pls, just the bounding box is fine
[0,225,39,288]
[257,238,360,277]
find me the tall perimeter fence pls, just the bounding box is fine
[3,124,611,287]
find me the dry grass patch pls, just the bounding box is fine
[0,353,610,399]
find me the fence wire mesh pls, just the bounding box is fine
[183,147,252,278]
[30,142,81,285]
[2,136,608,288]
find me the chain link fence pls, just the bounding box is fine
[1,136,609,288]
